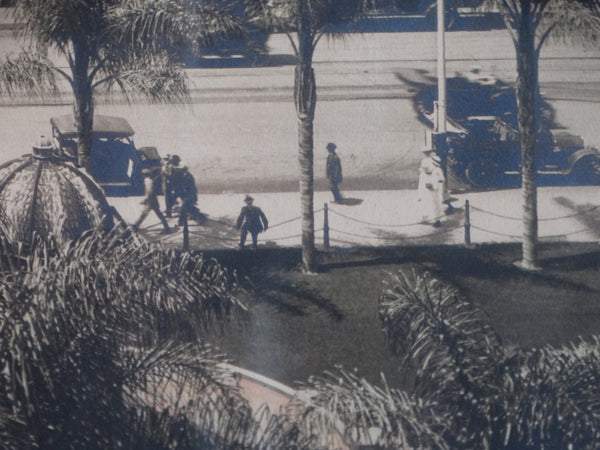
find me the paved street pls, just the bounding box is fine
[1,20,600,198]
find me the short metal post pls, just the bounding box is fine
[464,199,471,245]
[183,215,190,252]
[323,203,330,250]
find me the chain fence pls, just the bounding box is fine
[137,198,599,250]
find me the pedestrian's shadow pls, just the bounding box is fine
[339,198,363,206]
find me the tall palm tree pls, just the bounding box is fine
[489,0,600,269]
[258,0,366,273]
[0,0,253,169]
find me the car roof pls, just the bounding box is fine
[50,115,135,139]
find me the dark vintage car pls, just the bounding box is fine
[50,115,161,196]
[364,0,484,28]
[441,115,600,190]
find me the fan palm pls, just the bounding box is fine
[0,0,256,169]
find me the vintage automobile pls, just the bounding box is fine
[442,115,600,190]
[50,115,161,196]
[363,0,484,28]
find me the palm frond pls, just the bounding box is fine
[290,368,448,449]
[102,52,189,103]
[497,337,600,448]
[109,0,252,57]
[378,264,507,447]
[541,0,600,47]
[0,53,57,97]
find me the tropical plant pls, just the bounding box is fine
[256,0,371,273]
[483,0,600,269]
[378,264,600,448]
[0,226,309,448]
[289,368,448,449]
[0,0,256,169]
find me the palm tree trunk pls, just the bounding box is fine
[515,0,539,270]
[295,0,317,273]
[72,42,94,170]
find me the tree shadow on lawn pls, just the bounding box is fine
[202,247,344,320]
[317,242,600,296]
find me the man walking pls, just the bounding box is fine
[133,166,171,234]
[236,195,268,249]
[177,166,205,227]
[326,142,343,204]
[161,154,181,218]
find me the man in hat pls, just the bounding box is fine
[177,166,205,227]
[326,142,343,204]
[161,154,181,218]
[133,166,171,233]
[236,195,268,249]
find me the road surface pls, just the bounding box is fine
[1,29,600,193]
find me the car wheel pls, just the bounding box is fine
[572,156,600,185]
[466,158,498,188]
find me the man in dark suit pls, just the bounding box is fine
[236,195,268,249]
[326,142,343,204]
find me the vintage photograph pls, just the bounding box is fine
[1,0,600,448]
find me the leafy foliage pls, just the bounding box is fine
[378,264,600,449]
[0,226,316,448]
[0,52,56,97]
[290,368,448,449]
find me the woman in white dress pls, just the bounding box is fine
[418,148,446,227]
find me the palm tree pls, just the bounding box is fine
[0,0,254,169]
[488,0,600,269]
[0,227,309,448]
[258,0,367,273]
[378,265,600,448]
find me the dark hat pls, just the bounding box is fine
[326,142,337,151]
[244,194,254,204]
[171,155,181,165]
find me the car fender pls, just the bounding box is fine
[566,146,600,174]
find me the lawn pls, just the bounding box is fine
[203,242,600,389]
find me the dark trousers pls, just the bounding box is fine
[330,183,343,203]
[240,225,259,248]
[178,199,204,226]
[165,188,176,216]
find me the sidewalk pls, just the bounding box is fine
[109,186,600,251]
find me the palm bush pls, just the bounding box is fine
[289,368,448,449]
[379,264,600,449]
[0,226,306,449]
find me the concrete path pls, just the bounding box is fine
[110,185,600,251]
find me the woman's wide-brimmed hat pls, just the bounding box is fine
[244,194,254,204]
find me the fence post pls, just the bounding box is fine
[182,215,190,252]
[323,203,330,250]
[464,199,471,245]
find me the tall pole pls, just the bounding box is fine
[436,0,447,133]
